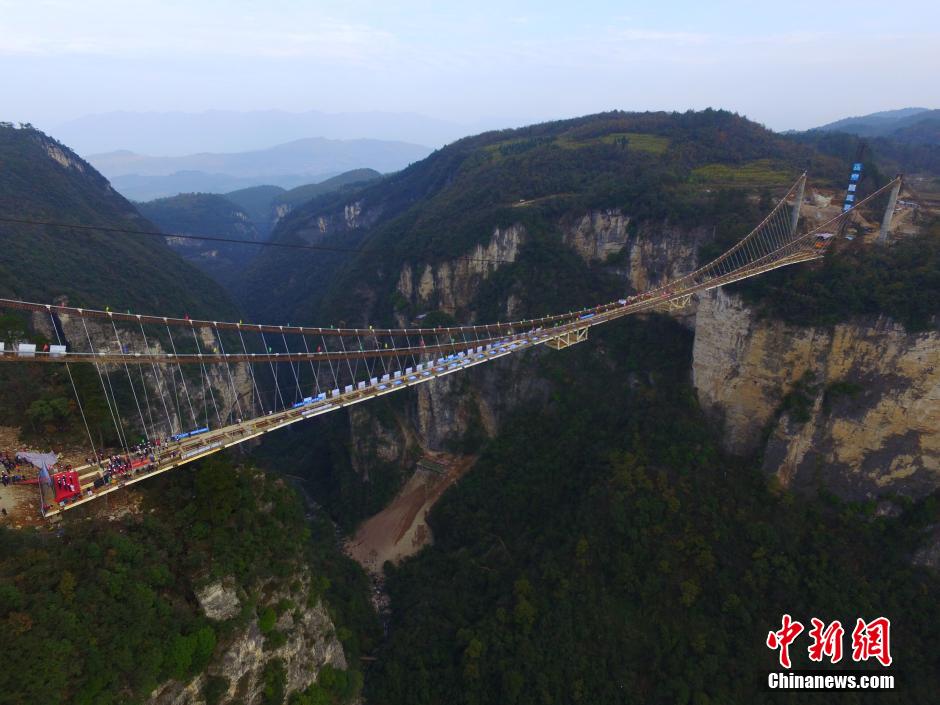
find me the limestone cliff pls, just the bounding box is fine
[561,209,631,262]
[558,208,710,298]
[347,352,551,467]
[295,199,380,240]
[693,288,939,500]
[625,221,711,295]
[31,310,254,438]
[396,224,524,319]
[148,571,347,705]
[348,404,415,480]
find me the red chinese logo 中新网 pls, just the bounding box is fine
[767,615,892,668]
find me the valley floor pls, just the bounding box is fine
[344,451,476,577]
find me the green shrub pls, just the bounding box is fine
[261,659,287,705]
[265,629,288,651]
[259,606,278,634]
[203,675,230,705]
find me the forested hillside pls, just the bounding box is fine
[365,316,939,705]
[274,168,382,212]
[733,222,940,332]
[0,125,243,444]
[138,170,385,292]
[790,128,940,188]
[0,456,376,705]
[0,124,236,317]
[223,185,287,226]
[137,192,262,288]
[241,111,939,704]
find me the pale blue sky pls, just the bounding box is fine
[2,0,938,133]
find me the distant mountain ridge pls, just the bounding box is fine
[51,109,470,155]
[105,171,314,202]
[87,137,428,200]
[814,107,940,144]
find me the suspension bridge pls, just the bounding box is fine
[0,173,904,517]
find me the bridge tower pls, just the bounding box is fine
[877,177,902,244]
[790,173,806,235]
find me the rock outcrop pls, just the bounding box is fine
[560,209,710,297]
[396,224,524,317]
[148,572,347,705]
[356,211,702,473]
[561,209,630,262]
[30,310,255,437]
[196,580,241,621]
[693,288,940,500]
[625,221,710,294]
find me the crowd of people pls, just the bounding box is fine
[87,439,163,490]
[3,439,174,516]
[8,432,205,515]
[2,451,32,485]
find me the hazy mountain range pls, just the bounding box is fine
[49,109,476,155]
[814,107,940,144]
[88,137,429,200]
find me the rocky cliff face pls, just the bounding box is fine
[559,208,711,295]
[272,203,291,227]
[298,199,380,239]
[148,571,347,705]
[693,288,940,500]
[31,310,254,438]
[347,404,415,480]
[625,221,711,294]
[347,352,552,470]
[561,209,631,262]
[396,224,524,319]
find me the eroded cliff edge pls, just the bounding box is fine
[693,288,939,499]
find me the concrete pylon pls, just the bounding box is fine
[877,177,902,244]
[790,173,806,235]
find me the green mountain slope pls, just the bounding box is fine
[224,170,383,240]
[275,168,382,211]
[0,125,236,318]
[222,184,286,223]
[0,125,242,445]
[241,110,845,324]
[0,454,375,705]
[130,169,384,303]
[136,192,261,288]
